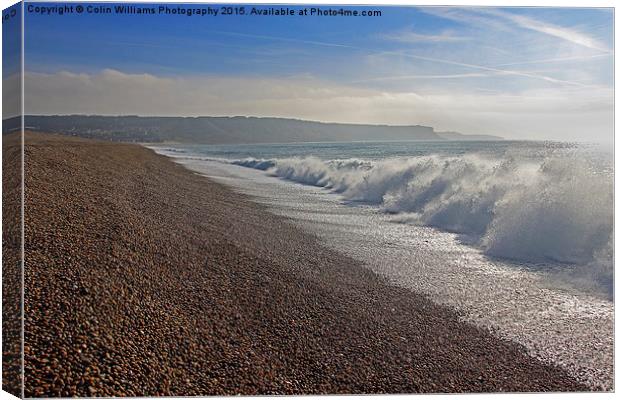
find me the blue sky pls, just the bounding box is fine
[10,2,616,141]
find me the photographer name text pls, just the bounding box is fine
[27,4,382,17]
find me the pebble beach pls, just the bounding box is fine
[20,131,592,396]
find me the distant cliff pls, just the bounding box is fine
[3,115,502,144]
[436,131,503,141]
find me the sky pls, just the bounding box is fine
[5,2,615,142]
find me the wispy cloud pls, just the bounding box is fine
[425,7,611,53]
[206,30,354,49]
[492,53,611,67]
[479,9,611,52]
[382,29,469,43]
[420,7,513,32]
[380,51,595,88]
[351,72,490,83]
[203,29,592,88]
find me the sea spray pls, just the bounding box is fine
[231,153,613,291]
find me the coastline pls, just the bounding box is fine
[22,131,591,396]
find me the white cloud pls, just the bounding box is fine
[20,69,613,143]
[425,7,611,53]
[479,9,611,53]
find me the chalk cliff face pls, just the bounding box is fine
[4,115,502,144]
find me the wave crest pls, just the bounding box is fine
[232,155,613,292]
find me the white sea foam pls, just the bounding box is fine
[153,146,614,389]
[232,154,613,294]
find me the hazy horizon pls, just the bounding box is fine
[4,4,614,143]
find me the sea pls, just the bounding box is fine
[150,140,614,390]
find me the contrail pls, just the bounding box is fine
[491,53,611,68]
[206,29,595,88]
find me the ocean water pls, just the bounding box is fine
[151,140,614,389]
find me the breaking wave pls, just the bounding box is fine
[232,155,613,293]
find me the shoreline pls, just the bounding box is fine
[157,145,614,391]
[22,131,593,396]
